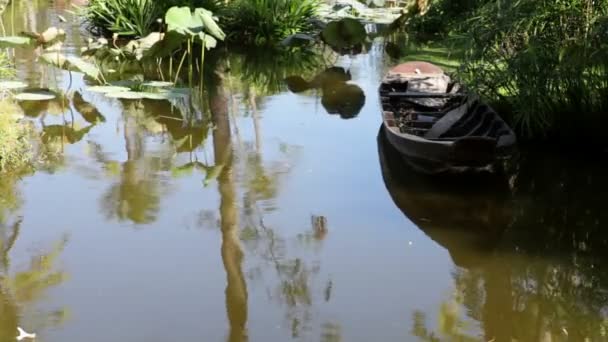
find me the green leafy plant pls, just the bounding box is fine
[82,0,226,37]
[457,0,608,142]
[223,0,320,46]
[82,0,161,37]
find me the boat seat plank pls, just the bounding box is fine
[424,96,479,139]
[382,92,466,99]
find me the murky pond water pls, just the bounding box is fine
[2,1,608,342]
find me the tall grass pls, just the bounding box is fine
[456,0,608,143]
[223,0,320,45]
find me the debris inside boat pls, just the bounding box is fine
[379,61,517,174]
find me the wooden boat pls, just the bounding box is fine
[377,127,510,267]
[379,61,517,174]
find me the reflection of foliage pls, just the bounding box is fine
[321,322,342,342]
[0,169,31,224]
[229,47,326,96]
[73,92,106,124]
[286,67,365,119]
[396,150,608,341]
[98,104,173,225]
[102,160,162,224]
[0,100,33,172]
[0,50,15,79]
[0,234,69,340]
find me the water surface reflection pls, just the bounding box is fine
[379,127,608,341]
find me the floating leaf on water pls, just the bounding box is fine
[0,36,34,48]
[14,90,56,101]
[105,91,146,99]
[141,92,173,100]
[142,81,174,88]
[86,86,131,94]
[157,88,190,98]
[0,81,28,90]
[109,80,139,88]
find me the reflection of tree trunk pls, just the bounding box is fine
[211,64,248,342]
[124,116,143,161]
[482,263,513,342]
[0,288,18,342]
[249,87,262,154]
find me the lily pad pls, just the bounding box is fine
[0,81,28,90]
[0,36,34,48]
[86,86,131,94]
[142,81,174,88]
[105,91,146,100]
[14,90,56,101]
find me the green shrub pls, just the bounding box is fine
[83,0,224,37]
[457,0,608,142]
[223,0,320,46]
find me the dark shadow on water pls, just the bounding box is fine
[285,67,366,119]
[378,125,608,340]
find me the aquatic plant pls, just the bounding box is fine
[0,100,32,172]
[82,0,161,37]
[229,46,325,96]
[82,0,225,37]
[223,0,320,45]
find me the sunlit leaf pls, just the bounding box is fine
[0,81,27,90]
[0,36,34,48]
[203,163,225,186]
[194,8,225,40]
[142,81,174,88]
[14,90,56,101]
[86,86,131,94]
